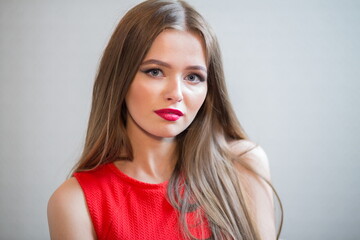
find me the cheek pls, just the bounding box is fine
[187,86,208,112]
[126,81,151,108]
[126,85,145,116]
[126,87,138,108]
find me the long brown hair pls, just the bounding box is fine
[72,0,282,239]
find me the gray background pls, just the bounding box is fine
[1,0,359,239]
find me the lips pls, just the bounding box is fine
[154,108,184,121]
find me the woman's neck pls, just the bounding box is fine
[115,118,177,184]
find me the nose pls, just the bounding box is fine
[164,76,183,103]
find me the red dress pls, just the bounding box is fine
[74,163,211,240]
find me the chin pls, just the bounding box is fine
[153,132,179,139]
[150,129,184,139]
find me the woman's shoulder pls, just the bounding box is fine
[229,139,277,239]
[48,177,84,209]
[47,177,96,239]
[229,139,271,180]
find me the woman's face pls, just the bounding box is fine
[125,29,208,139]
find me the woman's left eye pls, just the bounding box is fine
[185,74,205,83]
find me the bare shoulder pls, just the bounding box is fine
[229,139,271,180]
[230,140,277,239]
[47,177,96,239]
[48,177,84,205]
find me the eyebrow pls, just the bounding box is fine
[141,59,207,73]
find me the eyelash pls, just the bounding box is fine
[140,68,206,83]
[142,68,164,77]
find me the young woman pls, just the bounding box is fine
[47,0,282,239]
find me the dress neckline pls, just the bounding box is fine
[108,162,169,190]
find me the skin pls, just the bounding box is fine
[231,140,277,240]
[47,29,276,239]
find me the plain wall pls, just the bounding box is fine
[1,0,359,239]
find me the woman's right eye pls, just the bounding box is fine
[142,68,164,77]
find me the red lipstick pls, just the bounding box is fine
[154,108,184,121]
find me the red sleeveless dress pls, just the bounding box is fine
[74,163,211,240]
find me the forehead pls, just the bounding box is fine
[143,29,207,67]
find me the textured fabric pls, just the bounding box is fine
[74,163,211,240]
